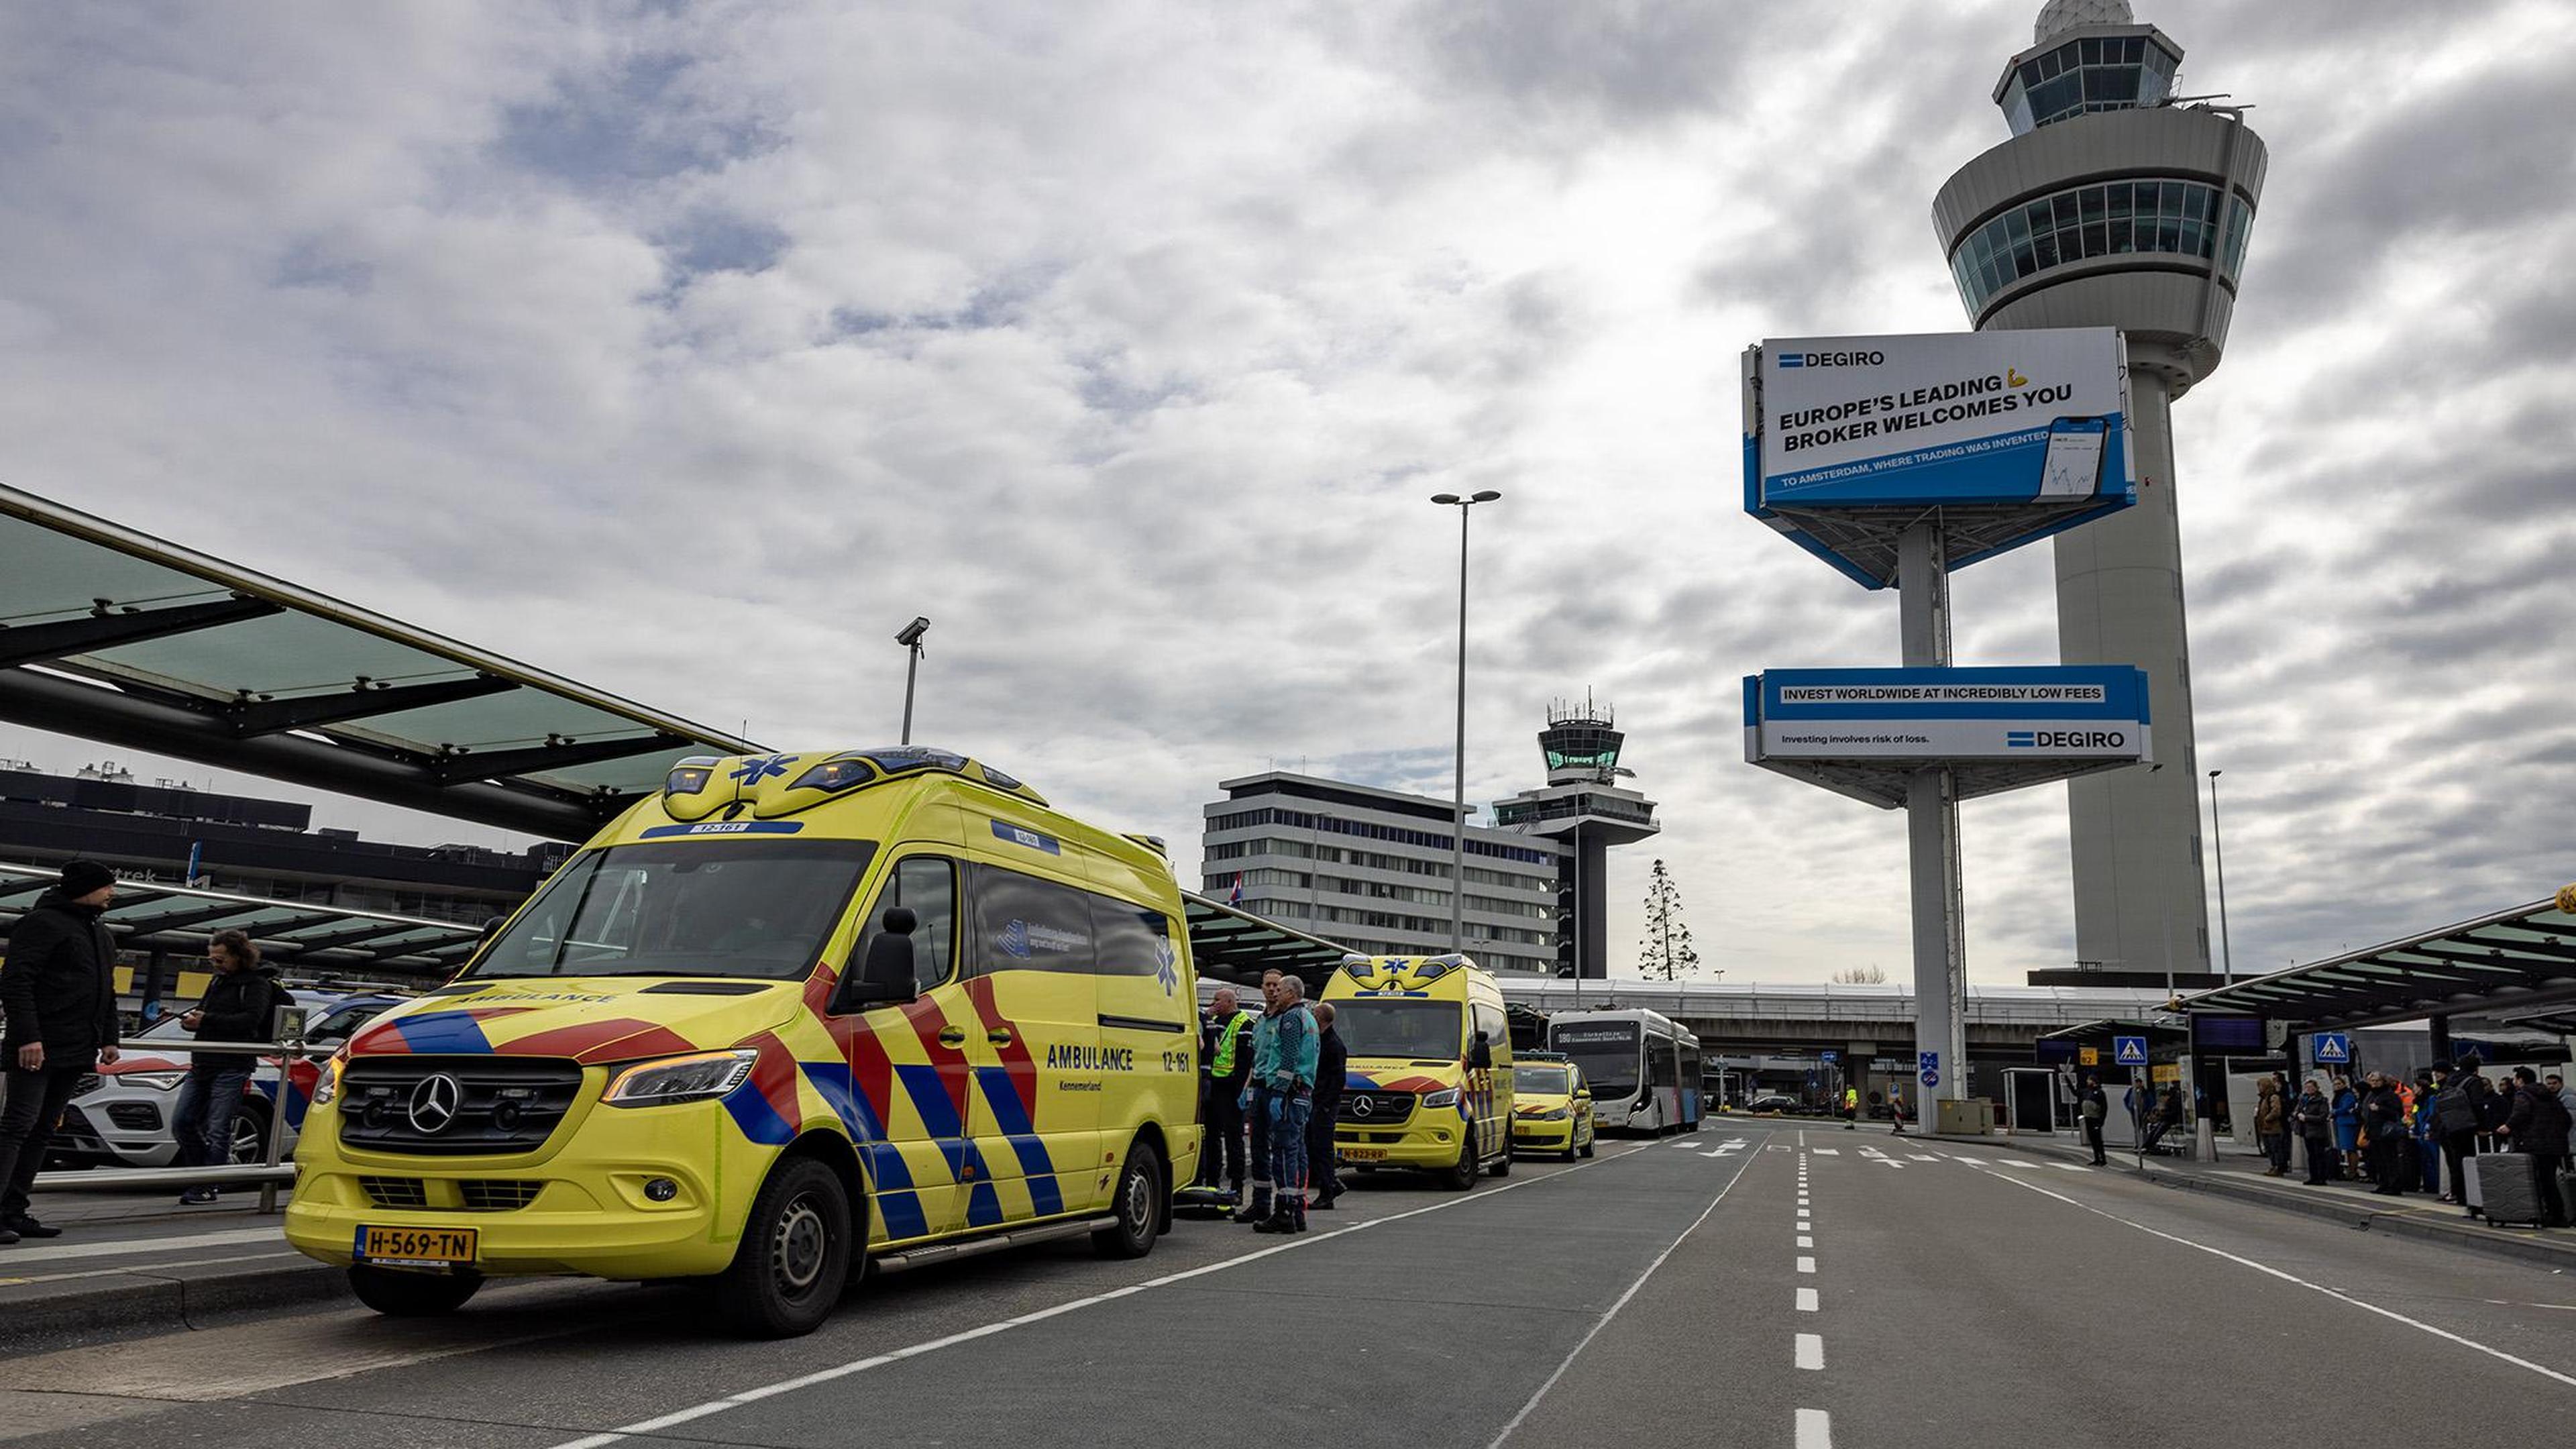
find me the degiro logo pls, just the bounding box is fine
[2007,730,2127,749]
[1777,350,1884,369]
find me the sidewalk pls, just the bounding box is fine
[1925,1127,2576,1271]
[0,1188,341,1350]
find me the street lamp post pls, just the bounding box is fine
[1431,489,1501,953]
[2208,768,2235,984]
[895,616,930,745]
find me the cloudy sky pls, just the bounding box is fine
[2,1,2569,985]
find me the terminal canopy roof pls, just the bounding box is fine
[1181,892,1358,986]
[2178,894,2576,1031]
[0,486,759,841]
[0,862,479,977]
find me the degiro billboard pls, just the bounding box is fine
[1744,665,2151,765]
[1744,329,2134,510]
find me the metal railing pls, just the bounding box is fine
[30,1026,327,1213]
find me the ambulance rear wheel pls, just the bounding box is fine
[1092,1138,1163,1260]
[348,1265,481,1318]
[1487,1141,1511,1178]
[716,1157,852,1338]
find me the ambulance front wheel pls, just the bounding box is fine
[716,1156,854,1338]
[1092,1138,1164,1260]
[348,1265,482,1318]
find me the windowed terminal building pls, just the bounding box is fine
[1201,773,1563,976]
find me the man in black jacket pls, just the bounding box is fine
[0,861,123,1243]
[2503,1067,2575,1226]
[1305,1002,1348,1210]
[2358,1072,2407,1195]
[171,929,282,1204]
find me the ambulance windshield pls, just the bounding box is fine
[1332,999,1462,1062]
[470,839,878,980]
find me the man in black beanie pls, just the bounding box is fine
[0,861,123,1243]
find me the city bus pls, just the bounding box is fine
[1546,1008,1701,1134]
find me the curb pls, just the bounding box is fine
[1923,1131,2576,1273]
[0,1257,347,1354]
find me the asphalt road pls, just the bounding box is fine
[4,1120,2571,1447]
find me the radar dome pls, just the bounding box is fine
[2035,0,2135,44]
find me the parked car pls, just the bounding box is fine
[1746,1093,1803,1114]
[50,990,411,1169]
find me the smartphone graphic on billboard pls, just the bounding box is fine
[2039,416,2109,500]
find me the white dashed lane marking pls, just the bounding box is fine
[1796,1288,1819,1312]
[1796,1256,1817,1275]
[1795,1332,1825,1371]
[1796,1407,1833,1448]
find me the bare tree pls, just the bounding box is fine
[1636,859,1705,980]
[1831,965,1888,984]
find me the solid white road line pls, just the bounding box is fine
[1796,1287,1819,1312]
[1487,1144,1764,1447]
[1796,1255,1817,1274]
[1795,1332,1824,1370]
[1796,1407,1833,1448]
[0,1226,279,1265]
[547,1144,1660,1449]
[0,1248,303,1288]
[1964,1162,2576,1391]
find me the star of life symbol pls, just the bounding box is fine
[730,754,791,785]
[1153,935,1179,995]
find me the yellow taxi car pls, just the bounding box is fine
[284,747,1198,1338]
[1508,1053,1596,1161]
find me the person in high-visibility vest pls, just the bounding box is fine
[1195,986,1258,1204]
[1841,1085,1859,1129]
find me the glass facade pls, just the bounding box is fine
[1948,177,2252,314]
[2000,33,2178,133]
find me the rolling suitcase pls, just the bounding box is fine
[2466,1153,2547,1228]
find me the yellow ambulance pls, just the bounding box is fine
[1323,955,1514,1189]
[283,747,1199,1337]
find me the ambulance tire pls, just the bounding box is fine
[1446,1133,1480,1191]
[348,1265,482,1318]
[716,1157,853,1338]
[1092,1138,1163,1260]
[1487,1139,1511,1177]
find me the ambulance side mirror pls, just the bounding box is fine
[831,908,920,1013]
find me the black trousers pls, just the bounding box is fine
[1305,1099,1339,1199]
[0,1063,90,1220]
[2442,1130,2479,1201]
[2530,1152,2571,1226]
[1198,1087,1246,1189]
[2368,1136,2404,1192]
[2082,1118,2105,1163]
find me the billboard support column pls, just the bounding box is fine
[1898,521,1964,1112]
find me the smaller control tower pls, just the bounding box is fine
[1493,697,1660,979]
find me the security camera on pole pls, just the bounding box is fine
[1743,328,2153,1132]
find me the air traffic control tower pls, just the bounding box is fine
[1493,699,1660,979]
[1933,0,2265,977]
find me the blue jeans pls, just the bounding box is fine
[1266,1091,1311,1223]
[172,1061,253,1169]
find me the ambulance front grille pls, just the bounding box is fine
[339,1057,584,1157]
[458,1179,544,1212]
[360,1176,429,1209]
[1338,1091,1417,1125]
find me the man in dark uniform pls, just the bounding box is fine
[1306,1001,1348,1211]
[0,861,124,1244]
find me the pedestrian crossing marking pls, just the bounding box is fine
[1908,1154,1937,1162]
[1951,1156,1988,1165]
[2002,1160,2039,1169]
[1810,1148,1839,1156]
[1676,1141,1703,1149]
[2048,1163,2088,1171]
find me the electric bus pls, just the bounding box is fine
[1546,1008,1701,1134]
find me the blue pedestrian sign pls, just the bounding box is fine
[1819,1050,1839,1064]
[2112,1036,2148,1067]
[1918,1050,1939,1089]
[2314,1032,2352,1065]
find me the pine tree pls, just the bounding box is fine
[1637,859,1704,980]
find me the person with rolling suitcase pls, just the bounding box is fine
[2500,1067,2573,1227]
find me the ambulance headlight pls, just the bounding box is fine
[311,1054,346,1108]
[1419,1087,1461,1109]
[604,1049,761,1107]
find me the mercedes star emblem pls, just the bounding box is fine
[1351,1096,1375,1118]
[408,1073,464,1134]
